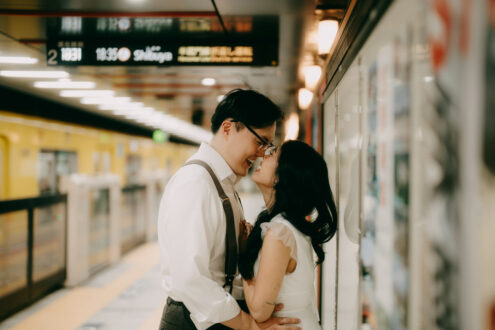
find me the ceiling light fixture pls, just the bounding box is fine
[34,81,95,89]
[304,65,322,90]
[99,102,144,111]
[318,20,339,55]
[298,88,313,110]
[109,106,212,144]
[80,97,131,105]
[201,78,216,86]
[0,56,39,64]
[1,70,69,78]
[60,90,115,97]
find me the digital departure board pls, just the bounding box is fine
[46,41,277,66]
[46,16,279,66]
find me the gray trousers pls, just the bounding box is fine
[159,297,248,330]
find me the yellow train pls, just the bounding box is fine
[0,111,196,199]
[0,110,197,317]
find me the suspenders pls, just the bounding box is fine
[184,160,238,294]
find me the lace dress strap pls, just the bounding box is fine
[260,221,298,262]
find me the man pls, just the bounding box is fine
[158,89,301,330]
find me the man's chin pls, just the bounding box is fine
[234,167,248,177]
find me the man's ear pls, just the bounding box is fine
[220,120,233,137]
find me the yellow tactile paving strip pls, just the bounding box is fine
[9,242,160,330]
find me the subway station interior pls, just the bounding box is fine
[0,0,494,329]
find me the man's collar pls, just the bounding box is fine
[191,142,240,184]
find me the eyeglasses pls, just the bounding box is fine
[231,120,277,156]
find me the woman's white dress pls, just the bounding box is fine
[254,214,321,330]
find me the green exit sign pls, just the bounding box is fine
[153,130,168,143]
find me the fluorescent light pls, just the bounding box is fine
[117,110,146,117]
[1,70,69,78]
[115,111,139,117]
[318,20,339,55]
[201,78,216,86]
[80,97,131,105]
[304,65,322,90]
[298,88,313,110]
[34,81,95,89]
[121,108,155,118]
[60,90,114,97]
[217,95,225,102]
[111,107,213,144]
[156,117,212,144]
[0,56,38,64]
[99,102,144,110]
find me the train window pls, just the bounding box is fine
[56,151,78,178]
[38,150,78,195]
[126,155,141,185]
[38,151,56,195]
[93,152,100,173]
[102,151,111,173]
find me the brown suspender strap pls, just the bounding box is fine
[184,160,238,294]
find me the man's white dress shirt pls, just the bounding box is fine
[158,142,244,329]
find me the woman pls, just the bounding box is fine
[239,140,338,329]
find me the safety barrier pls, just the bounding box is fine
[60,174,121,286]
[60,171,167,287]
[0,194,67,321]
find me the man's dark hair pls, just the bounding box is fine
[211,89,284,133]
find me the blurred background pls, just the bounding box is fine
[0,0,493,329]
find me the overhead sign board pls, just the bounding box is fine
[46,16,278,38]
[46,41,277,66]
[46,16,279,66]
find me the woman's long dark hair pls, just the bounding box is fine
[239,140,338,280]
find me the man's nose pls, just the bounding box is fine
[255,148,265,157]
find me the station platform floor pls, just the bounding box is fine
[0,193,265,330]
[1,242,165,330]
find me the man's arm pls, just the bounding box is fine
[221,310,301,330]
[159,174,240,325]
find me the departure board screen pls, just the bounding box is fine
[46,41,277,66]
[46,16,278,66]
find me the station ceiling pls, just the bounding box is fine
[0,0,349,142]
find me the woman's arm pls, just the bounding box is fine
[243,229,292,322]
